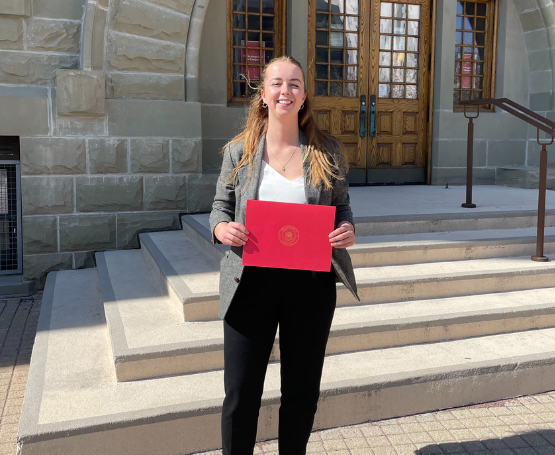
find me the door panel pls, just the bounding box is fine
[308,0,431,184]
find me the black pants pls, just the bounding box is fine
[221,266,337,455]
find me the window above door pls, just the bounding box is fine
[226,0,287,105]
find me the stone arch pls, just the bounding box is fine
[81,0,210,101]
[514,0,555,111]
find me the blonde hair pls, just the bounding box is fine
[223,56,346,190]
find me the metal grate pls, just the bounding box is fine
[0,164,20,273]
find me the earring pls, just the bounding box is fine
[300,103,305,110]
[262,102,268,108]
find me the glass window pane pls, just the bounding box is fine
[455,32,463,45]
[392,84,404,98]
[262,33,274,48]
[476,17,486,31]
[317,0,329,12]
[475,32,485,46]
[330,81,343,96]
[330,65,344,80]
[234,81,246,98]
[264,50,274,63]
[407,69,418,83]
[330,32,343,46]
[462,74,471,89]
[408,21,419,36]
[465,17,475,31]
[346,49,358,64]
[233,14,246,29]
[474,77,483,89]
[457,2,464,14]
[330,48,344,63]
[380,35,392,50]
[379,51,391,66]
[453,91,460,104]
[407,53,418,67]
[247,0,260,13]
[473,91,483,100]
[262,0,274,14]
[248,31,260,41]
[380,19,393,33]
[393,52,406,67]
[262,15,274,30]
[248,14,260,30]
[475,47,485,61]
[462,90,471,101]
[316,14,329,29]
[394,20,406,35]
[394,36,405,51]
[455,46,462,59]
[345,65,357,80]
[407,37,419,52]
[406,85,417,99]
[408,5,420,20]
[392,68,404,82]
[454,75,461,89]
[316,64,328,79]
[331,14,344,30]
[316,47,329,63]
[316,31,329,46]
[379,68,391,82]
[233,65,243,79]
[465,2,475,15]
[464,32,474,45]
[233,31,246,47]
[345,82,357,97]
[346,0,358,15]
[381,2,393,17]
[474,62,484,75]
[346,16,358,31]
[456,16,464,29]
[394,4,406,18]
[379,83,391,98]
[233,0,246,12]
[476,2,486,16]
[316,80,328,96]
[346,33,358,48]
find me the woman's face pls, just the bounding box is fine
[261,61,307,119]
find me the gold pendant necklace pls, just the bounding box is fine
[267,144,299,172]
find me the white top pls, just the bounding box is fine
[257,160,306,204]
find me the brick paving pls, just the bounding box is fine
[0,294,554,455]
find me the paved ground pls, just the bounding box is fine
[1,295,554,455]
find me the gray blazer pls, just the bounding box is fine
[209,132,360,319]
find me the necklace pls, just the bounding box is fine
[267,144,299,172]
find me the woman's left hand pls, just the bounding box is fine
[329,222,355,249]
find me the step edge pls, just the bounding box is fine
[18,348,555,444]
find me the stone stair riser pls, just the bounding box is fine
[343,270,555,306]
[18,357,555,455]
[353,214,555,237]
[114,307,555,381]
[350,239,555,267]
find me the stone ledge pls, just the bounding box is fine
[0,0,30,17]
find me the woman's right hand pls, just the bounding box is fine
[214,222,250,246]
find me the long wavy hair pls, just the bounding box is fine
[223,56,347,190]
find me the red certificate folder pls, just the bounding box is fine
[242,200,336,272]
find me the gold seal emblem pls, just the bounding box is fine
[278,225,300,246]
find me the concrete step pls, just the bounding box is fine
[0,274,35,296]
[18,268,555,455]
[140,228,555,318]
[182,214,555,269]
[99,241,555,381]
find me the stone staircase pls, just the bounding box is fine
[17,209,555,455]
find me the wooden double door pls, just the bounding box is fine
[308,0,432,184]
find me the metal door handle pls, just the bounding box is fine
[369,95,376,137]
[359,95,366,138]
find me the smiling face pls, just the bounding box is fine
[261,61,307,119]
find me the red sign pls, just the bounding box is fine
[241,40,265,80]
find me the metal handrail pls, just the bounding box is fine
[459,98,555,262]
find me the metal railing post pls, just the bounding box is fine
[532,130,553,262]
[462,106,479,208]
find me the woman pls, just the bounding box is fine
[209,56,359,455]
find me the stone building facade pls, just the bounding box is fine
[0,0,554,287]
